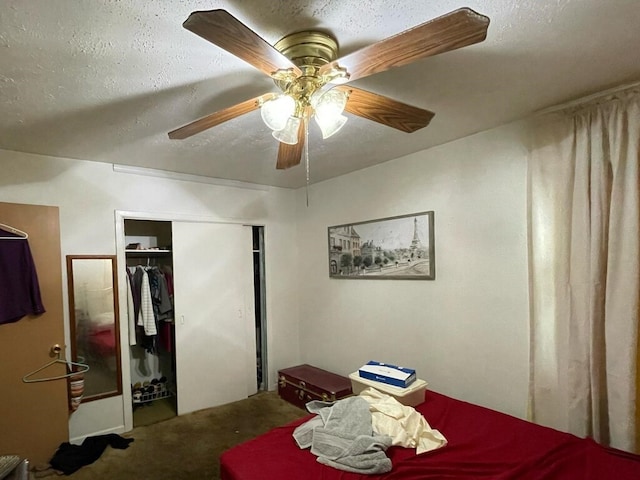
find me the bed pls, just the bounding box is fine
[220,389,640,479]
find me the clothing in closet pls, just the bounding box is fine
[0,228,45,324]
[126,265,174,353]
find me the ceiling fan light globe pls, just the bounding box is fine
[315,114,348,139]
[309,90,323,109]
[314,88,348,120]
[261,95,295,131]
[272,116,301,145]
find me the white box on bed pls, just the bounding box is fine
[348,372,428,407]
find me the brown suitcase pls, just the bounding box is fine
[278,364,353,409]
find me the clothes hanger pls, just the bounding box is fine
[22,344,90,383]
[0,222,28,239]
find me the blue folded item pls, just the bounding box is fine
[358,361,416,388]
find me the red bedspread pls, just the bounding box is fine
[220,390,640,479]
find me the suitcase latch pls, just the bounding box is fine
[297,381,306,400]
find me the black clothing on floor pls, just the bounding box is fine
[49,433,134,475]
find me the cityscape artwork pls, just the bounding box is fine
[328,211,435,280]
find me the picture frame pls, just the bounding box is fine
[328,211,435,280]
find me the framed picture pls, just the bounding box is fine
[328,211,435,280]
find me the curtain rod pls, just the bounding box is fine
[535,80,640,116]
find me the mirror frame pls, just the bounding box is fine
[67,255,122,402]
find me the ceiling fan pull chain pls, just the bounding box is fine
[304,116,310,207]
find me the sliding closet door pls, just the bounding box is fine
[172,222,257,415]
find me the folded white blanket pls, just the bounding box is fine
[359,387,448,454]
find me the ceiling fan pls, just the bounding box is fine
[168,8,490,170]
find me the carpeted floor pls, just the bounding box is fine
[43,391,306,480]
[133,397,177,427]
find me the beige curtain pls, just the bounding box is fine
[528,86,640,453]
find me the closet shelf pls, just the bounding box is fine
[125,249,172,257]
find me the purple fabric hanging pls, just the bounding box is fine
[0,228,46,324]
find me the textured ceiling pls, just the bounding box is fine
[1,0,639,188]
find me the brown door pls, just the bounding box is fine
[0,202,68,465]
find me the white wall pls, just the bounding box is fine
[2,116,533,439]
[0,150,301,440]
[294,120,531,418]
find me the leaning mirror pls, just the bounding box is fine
[67,255,122,402]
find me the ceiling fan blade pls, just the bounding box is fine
[338,86,434,133]
[276,121,305,170]
[183,10,302,77]
[320,8,489,82]
[168,93,276,140]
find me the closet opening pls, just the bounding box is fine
[253,226,267,391]
[122,217,267,428]
[124,219,177,427]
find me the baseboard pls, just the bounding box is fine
[69,425,126,445]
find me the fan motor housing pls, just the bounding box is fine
[274,31,339,69]
[273,31,339,93]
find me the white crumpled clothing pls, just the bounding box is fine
[358,387,447,454]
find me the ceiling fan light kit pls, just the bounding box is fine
[312,88,350,139]
[262,85,349,144]
[169,7,490,171]
[260,94,296,131]
[316,112,348,140]
[272,116,302,145]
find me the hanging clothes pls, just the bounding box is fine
[125,270,137,346]
[130,266,143,323]
[159,322,173,353]
[138,268,156,336]
[126,264,175,354]
[0,227,46,324]
[159,265,176,352]
[148,268,173,322]
[147,267,174,353]
[162,265,174,297]
[125,265,156,352]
